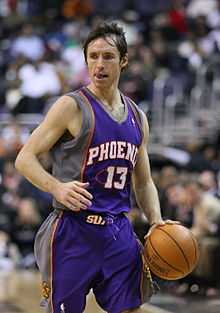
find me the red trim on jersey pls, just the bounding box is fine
[50,211,63,313]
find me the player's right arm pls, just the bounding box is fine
[15,95,93,211]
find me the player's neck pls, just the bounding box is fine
[87,84,121,108]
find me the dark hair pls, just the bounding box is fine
[82,22,127,63]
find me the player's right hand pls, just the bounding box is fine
[53,181,93,211]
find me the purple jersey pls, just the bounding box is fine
[34,89,153,313]
[80,87,143,214]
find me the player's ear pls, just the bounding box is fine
[120,54,128,71]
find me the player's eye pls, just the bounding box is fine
[103,54,114,60]
[89,53,98,59]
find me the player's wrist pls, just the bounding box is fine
[49,178,62,197]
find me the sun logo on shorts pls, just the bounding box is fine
[60,303,65,313]
[42,281,50,299]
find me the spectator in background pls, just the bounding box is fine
[164,182,193,227]
[0,117,30,156]
[0,159,20,230]
[186,142,216,172]
[0,159,21,212]
[0,230,20,271]
[177,14,214,70]
[198,170,219,198]
[120,60,150,104]
[10,198,41,269]
[62,0,93,18]
[11,23,45,61]
[90,0,127,17]
[185,179,220,238]
[61,21,89,90]
[186,0,217,18]
[4,55,26,112]
[207,0,220,29]
[156,166,178,213]
[168,0,188,36]
[133,0,173,16]
[184,179,220,294]
[12,55,62,114]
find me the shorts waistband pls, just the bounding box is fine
[54,209,124,226]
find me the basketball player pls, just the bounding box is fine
[15,23,164,313]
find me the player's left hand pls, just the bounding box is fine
[145,219,180,239]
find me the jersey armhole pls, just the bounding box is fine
[125,97,145,144]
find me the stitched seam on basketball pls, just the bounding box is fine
[188,232,199,268]
[148,237,184,274]
[157,228,190,271]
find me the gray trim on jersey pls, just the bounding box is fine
[84,86,129,124]
[34,210,59,280]
[51,91,93,210]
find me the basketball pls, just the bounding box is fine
[144,224,199,280]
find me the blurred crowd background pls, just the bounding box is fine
[0,0,220,301]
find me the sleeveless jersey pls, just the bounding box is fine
[51,87,143,214]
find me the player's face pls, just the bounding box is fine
[86,37,127,90]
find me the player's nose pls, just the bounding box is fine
[96,56,104,68]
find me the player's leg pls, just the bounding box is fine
[35,211,101,313]
[94,215,150,313]
[52,212,106,313]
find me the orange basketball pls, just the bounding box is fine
[144,224,199,280]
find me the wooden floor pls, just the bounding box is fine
[0,270,171,313]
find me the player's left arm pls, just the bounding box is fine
[132,112,163,226]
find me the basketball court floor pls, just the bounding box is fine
[0,271,219,313]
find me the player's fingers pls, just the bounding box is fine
[66,198,87,211]
[144,220,181,239]
[144,224,157,239]
[69,190,92,207]
[164,219,181,225]
[144,229,153,239]
[65,200,81,211]
[74,181,90,187]
[144,221,165,239]
[72,183,93,200]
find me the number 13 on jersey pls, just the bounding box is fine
[104,166,128,190]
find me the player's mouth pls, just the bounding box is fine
[94,73,108,80]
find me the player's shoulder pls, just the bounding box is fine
[40,94,79,130]
[62,88,91,112]
[50,90,82,115]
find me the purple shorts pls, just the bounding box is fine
[35,210,146,313]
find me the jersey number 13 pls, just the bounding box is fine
[104,166,128,190]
